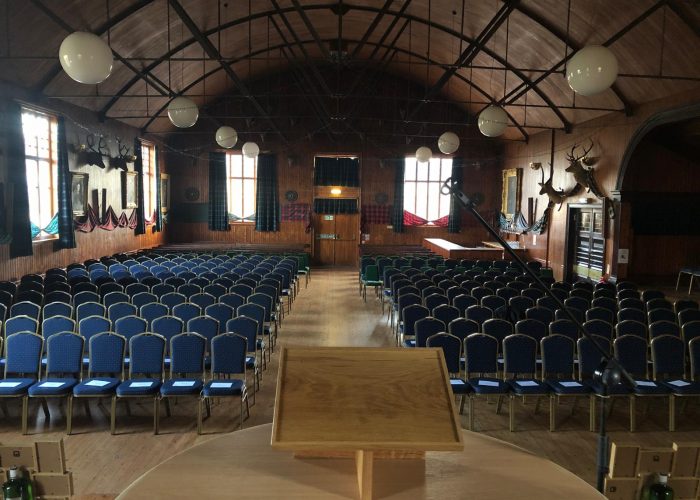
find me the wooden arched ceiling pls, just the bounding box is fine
[1,0,698,142]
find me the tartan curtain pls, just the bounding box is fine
[255,154,280,232]
[391,158,405,233]
[6,101,33,257]
[153,145,163,232]
[313,198,358,214]
[54,116,76,249]
[447,157,464,233]
[133,138,146,235]
[313,156,360,186]
[208,151,229,231]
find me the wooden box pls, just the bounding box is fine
[33,471,73,498]
[0,446,37,472]
[637,448,674,475]
[671,443,699,478]
[668,478,699,500]
[35,441,66,474]
[609,443,639,478]
[604,476,640,500]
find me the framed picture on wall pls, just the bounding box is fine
[70,172,89,217]
[501,168,522,219]
[160,173,170,213]
[122,171,138,209]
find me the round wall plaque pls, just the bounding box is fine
[285,190,299,202]
[185,186,200,202]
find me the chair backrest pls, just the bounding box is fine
[641,290,665,303]
[230,284,253,299]
[204,303,235,331]
[247,293,273,322]
[103,290,129,309]
[5,315,39,336]
[541,334,575,377]
[219,293,245,310]
[648,308,677,325]
[675,299,699,315]
[619,298,644,311]
[448,318,479,341]
[402,304,430,336]
[525,306,554,325]
[583,319,613,341]
[129,333,165,377]
[650,335,685,379]
[682,321,700,347]
[203,284,227,299]
[508,296,534,321]
[237,303,265,336]
[42,316,76,340]
[614,334,649,378]
[187,316,219,353]
[482,318,513,346]
[427,333,461,374]
[10,301,41,320]
[225,316,258,355]
[689,337,700,381]
[45,332,84,377]
[161,292,187,311]
[616,289,640,301]
[125,283,149,297]
[617,307,646,324]
[78,315,112,349]
[4,332,43,377]
[586,307,614,324]
[679,309,700,326]
[190,293,216,310]
[151,316,185,350]
[414,317,446,348]
[44,290,71,305]
[648,320,680,339]
[170,333,206,376]
[452,294,478,315]
[463,333,499,375]
[432,305,459,326]
[615,320,647,340]
[210,333,247,376]
[564,296,589,312]
[131,292,158,309]
[515,318,547,343]
[481,295,506,313]
[114,315,148,344]
[43,302,73,321]
[465,305,493,326]
[108,302,137,323]
[151,283,176,298]
[88,332,125,376]
[577,335,611,379]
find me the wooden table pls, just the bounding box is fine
[271,347,463,499]
[117,423,604,499]
[422,238,507,260]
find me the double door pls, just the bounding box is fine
[314,213,358,266]
[568,206,605,282]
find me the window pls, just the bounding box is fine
[21,108,58,240]
[141,142,157,218]
[403,156,452,224]
[226,152,257,222]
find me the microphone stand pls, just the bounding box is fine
[441,177,636,493]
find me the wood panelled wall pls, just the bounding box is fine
[165,135,503,254]
[502,87,700,282]
[0,83,167,281]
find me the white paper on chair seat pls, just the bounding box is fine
[210,382,233,388]
[130,381,153,388]
[450,379,465,385]
[85,379,110,387]
[668,380,690,387]
[478,380,499,387]
[0,381,21,388]
[560,381,582,388]
[173,381,196,387]
[635,380,657,387]
[516,380,538,387]
[39,381,65,388]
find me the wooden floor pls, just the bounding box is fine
[2,268,699,498]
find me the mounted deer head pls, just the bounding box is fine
[110,137,137,171]
[536,162,580,211]
[77,134,108,169]
[564,141,605,199]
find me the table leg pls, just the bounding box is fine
[356,450,373,500]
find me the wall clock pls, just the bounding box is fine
[185,186,200,202]
[374,192,388,205]
[285,190,298,202]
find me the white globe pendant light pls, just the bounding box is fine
[478,105,509,137]
[58,32,113,84]
[566,45,619,96]
[167,97,199,128]
[415,146,432,164]
[242,141,260,159]
[215,126,238,148]
[437,131,460,154]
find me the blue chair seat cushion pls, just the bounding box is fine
[583,380,631,395]
[245,356,257,369]
[29,378,79,396]
[73,377,121,396]
[202,379,245,397]
[116,378,162,396]
[160,379,203,396]
[468,377,508,395]
[632,379,670,395]
[508,379,549,395]
[545,379,591,395]
[0,378,36,396]
[659,379,700,395]
[449,378,471,395]
[402,340,416,348]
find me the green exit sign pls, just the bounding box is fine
[324,215,334,220]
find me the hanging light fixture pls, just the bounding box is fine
[437,132,460,154]
[58,32,113,84]
[415,146,432,163]
[566,45,619,96]
[478,105,509,137]
[167,97,199,128]
[215,126,238,148]
[242,141,260,159]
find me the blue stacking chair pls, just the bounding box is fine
[28,332,83,432]
[125,283,149,298]
[151,316,184,365]
[44,290,71,305]
[230,284,253,299]
[616,320,647,340]
[0,333,42,434]
[5,315,39,336]
[172,303,201,327]
[204,304,235,335]
[140,302,168,329]
[131,292,158,310]
[614,334,669,432]
[482,319,513,353]
[104,291,129,310]
[247,293,277,343]
[42,316,76,341]
[108,302,137,324]
[452,294,478,316]
[424,293,448,312]
[448,318,479,342]
[140,276,162,288]
[99,282,124,297]
[159,333,206,433]
[618,307,646,324]
[43,302,73,321]
[427,332,470,413]
[515,319,548,345]
[78,315,112,366]
[649,320,681,339]
[503,334,549,432]
[114,316,148,347]
[679,309,700,327]
[219,293,245,311]
[651,335,700,431]
[113,333,165,434]
[198,333,249,434]
[465,305,493,327]
[151,283,175,299]
[161,292,187,311]
[508,296,534,321]
[237,303,269,351]
[203,284,227,300]
[74,291,101,310]
[399,304,429,347]
[526,306,554,326]
[683,321,700,346]
[177,284,201,300]
[225,316,263,394]
[583,319,614,341]
[10,301,41,321]
[648,308,677,325]
[541,334,591,431]
[464,333,508,431]
[187,316,219,359]
[188,277,208,289]
[548,319,579,343]
[190,293,216,311]
[407,317,445,348]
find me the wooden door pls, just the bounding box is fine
[313,212,359,266]
[567,206,605,282]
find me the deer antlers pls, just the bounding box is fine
[110,137,137,171]
[78,134,108,169]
